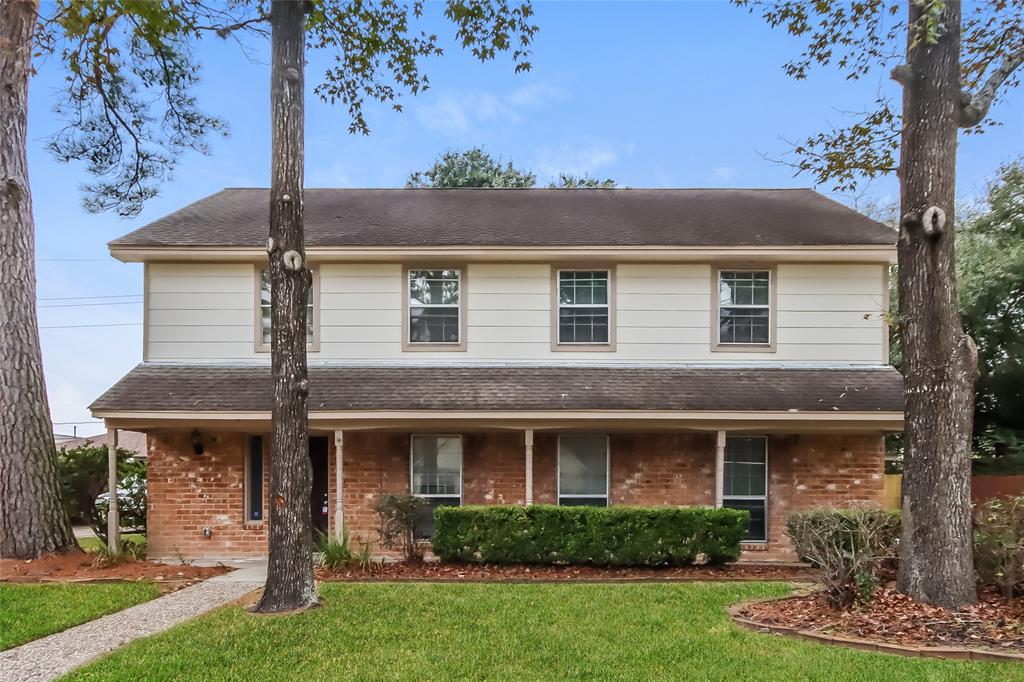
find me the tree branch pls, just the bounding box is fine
[960,47,1024,127]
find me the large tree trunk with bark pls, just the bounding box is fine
[0,0,77,559]
[895,0,978,609]
[255,0,318,613]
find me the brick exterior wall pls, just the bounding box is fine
[146,429,884,561]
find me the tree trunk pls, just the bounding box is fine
[895,0,978,609]
[0,0,77,559]
[254,0,318,613]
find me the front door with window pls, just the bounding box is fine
[309,437,329,538]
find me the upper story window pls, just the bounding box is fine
[555,269,614,347]
[716,269,773,348]
[557,434,609,507]
[255,267,318,352]
[405,268,465,349]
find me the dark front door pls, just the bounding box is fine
[309,437,329,538]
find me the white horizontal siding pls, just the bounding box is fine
[144,261,888,364]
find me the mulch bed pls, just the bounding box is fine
[739,587,1024,653]
[317,561,815,582]
[0,549,230,589]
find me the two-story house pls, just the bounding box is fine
[90,188,903,561]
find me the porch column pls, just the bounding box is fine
[106,427,121,555]
[714,430,726,508]
[333,430,344,538]
[524,429,534,506]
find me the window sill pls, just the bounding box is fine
[242,522,265,530]
[552,343,616,352]
[711,343,776,353]
[402,343,467,352]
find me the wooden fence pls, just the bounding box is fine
[882,474,1024,510]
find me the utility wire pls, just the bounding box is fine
[38,301,142,309]
[39,322,142,329]
[39,294,141,301]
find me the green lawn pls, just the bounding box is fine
[64,582,1024,681]
[0,582,160,651]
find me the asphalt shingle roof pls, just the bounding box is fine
[109,188,896,248]
[91,365,904,414]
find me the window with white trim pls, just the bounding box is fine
[258,268,315,347]
[718,270,771,345]
[722,435,768,541]
[558,434,609,507]
[410,435,462,537]
[245,435,264,523]
[557,270,611,344]
[408,269,461,344]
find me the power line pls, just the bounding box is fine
[39,294,141,301]
[38,301,142,309]
[53,420,103,425]
[39,322,142,329]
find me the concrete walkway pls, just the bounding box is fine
[0,568,264,682]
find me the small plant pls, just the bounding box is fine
[356,538,376,571]
[88,537,146,567]
[374,493,425,563]
[173,545,194,567]
[318,529,355,570]
[786,507,900,609]
[974,496,1024,600]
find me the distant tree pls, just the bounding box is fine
[407,148,536,187]
[736,0,1024,607]
[958,160,1024,458]
[549,173,616,189]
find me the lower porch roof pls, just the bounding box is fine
[90,364,904,432]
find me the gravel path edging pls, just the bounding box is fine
[726,601,1024,664]
[0,579,262,682]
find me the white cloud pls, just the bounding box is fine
[414,82,566,137]
[532,141,633,180]
[711,166,739,182]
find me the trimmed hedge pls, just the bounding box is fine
[432,504,749,566]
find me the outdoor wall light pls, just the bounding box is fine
[191,429,205,455]
[203,527,213,539]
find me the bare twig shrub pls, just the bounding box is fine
[786,506,900,608]
[974,496,1024,600]
[374,493,426,563]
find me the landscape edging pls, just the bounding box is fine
[726,601,1024,664]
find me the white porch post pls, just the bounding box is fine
[524,429,534,506]
[714,430,726,508]
[333,430,344,538]
[106,427,121,555]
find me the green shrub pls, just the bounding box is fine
[375,493,426,563]
[786,508,900,608]
[974,496,1024,600]
[318,529,355,569]
[432,505,749,567]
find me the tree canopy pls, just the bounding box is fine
[407,148,618,188]
[406,147,536,187]
[38,0,539,215]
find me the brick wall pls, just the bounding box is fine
[147,429,884,561]
[147,430,269,560]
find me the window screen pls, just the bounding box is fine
[722,435,768,541]
[558,270,610,344]
[409,270,461,344]
[558,434,609,506]
[718,270,770,345]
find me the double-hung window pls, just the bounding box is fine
[717,269,772,346]
[256,267,318,350]
[245,435,264,523]
[407,269,462,346]
[556,269,612,345]
[722,436,768,541]
[557,434,609,506]
[410,435,462,537]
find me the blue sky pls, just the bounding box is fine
[31,1,1022,436]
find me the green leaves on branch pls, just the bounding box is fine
[39,0,539,216]
[733,0,1024,191]
[407,147,536,187]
